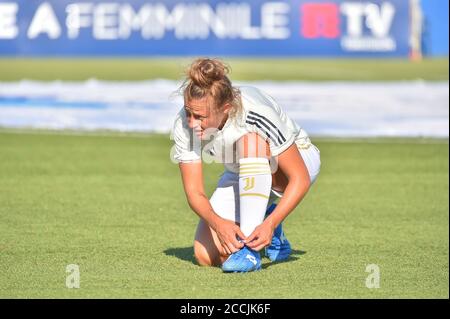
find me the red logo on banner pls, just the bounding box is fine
[301,3,340,38]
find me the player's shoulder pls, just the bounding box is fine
[171,108,190,138]
[238,86,281,120]
[239,86,274,106]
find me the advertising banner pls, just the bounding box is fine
[0,0,411,56]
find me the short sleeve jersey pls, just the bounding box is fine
[171,86,311,172]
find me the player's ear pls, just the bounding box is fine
[222,103,232,114]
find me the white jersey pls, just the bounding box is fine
[171,86,312,172]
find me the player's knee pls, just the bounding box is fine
[193,241,214,267]
[238,132,271,158]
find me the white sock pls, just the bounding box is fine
[239,157,272,237]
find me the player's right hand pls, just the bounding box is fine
[212,217,246,255]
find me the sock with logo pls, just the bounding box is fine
[238,157,272,237]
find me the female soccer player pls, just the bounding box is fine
[171,58,321,272]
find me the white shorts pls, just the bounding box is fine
[209,143,321,223]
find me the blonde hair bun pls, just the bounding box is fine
[188,58,230,88]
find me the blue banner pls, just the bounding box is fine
[0,0,411,57]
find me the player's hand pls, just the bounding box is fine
[245,220,275,251]
[212,217,246,255]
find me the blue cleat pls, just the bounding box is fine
[222,246,261,273]
[264,203,292,262]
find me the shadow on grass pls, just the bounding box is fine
[164,247,196,264]
[261,249,306,269]
[164,247,306,268]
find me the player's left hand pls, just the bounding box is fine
[244,220,276,251]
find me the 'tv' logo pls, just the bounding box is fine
[341,2,395,38]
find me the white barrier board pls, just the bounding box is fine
[0,80,448,137]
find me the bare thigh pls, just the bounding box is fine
[194,219,230,267]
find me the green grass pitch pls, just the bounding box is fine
[0,58,448,81]
[0,130,448,298]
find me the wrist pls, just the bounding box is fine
[265,215,278,231]
[208,213,222,231]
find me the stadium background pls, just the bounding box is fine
[0,0,448,298]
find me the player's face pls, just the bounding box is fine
[184,97,229,140]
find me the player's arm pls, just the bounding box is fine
[246,143,311,251]
[178,161,245,254]
[267,143,311,225]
